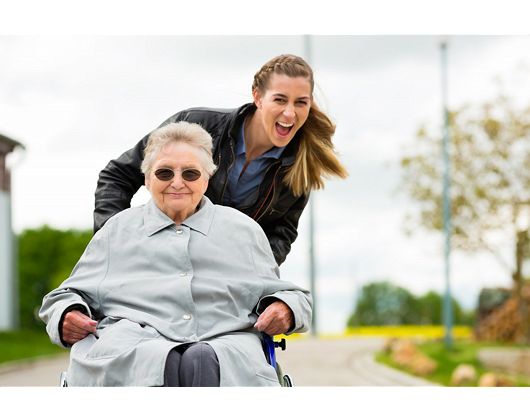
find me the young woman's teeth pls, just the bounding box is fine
[276,122,294,137]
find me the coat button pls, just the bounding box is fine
[176,229,183,234]
[183,314,191,320]
[179,272,187,277]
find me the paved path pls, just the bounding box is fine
[0,354,69,387]
[277,337,439,386]
[0,337,439,387]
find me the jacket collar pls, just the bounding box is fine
[144,196,215,237]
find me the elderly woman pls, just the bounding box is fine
[39,121,312,387]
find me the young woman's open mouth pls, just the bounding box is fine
[276,121,294,138]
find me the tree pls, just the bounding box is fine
[348,281,420,326]
[416,290,474,326]
[18,226,92,329]
[347,281,473,327]
[400,89,530,342]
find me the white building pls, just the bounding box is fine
[0,133,24,330]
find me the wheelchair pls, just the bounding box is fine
[60,333,293,387]
[261,333,294,387]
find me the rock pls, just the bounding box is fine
[388,339,437,376]
[410,355,438,376]
[450,363,477,386]
[496,377,516,387]
[478,372,516,387]
[383,337,397,353]
[477,372,497,387]
[391,339,418,366]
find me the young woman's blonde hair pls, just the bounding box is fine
[252,54,348,196]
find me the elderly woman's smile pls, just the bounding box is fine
[146,142,209,225]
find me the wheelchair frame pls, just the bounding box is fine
[261,333,294,387]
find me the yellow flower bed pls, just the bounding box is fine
[343,325,472,339]
[276,326,472,340]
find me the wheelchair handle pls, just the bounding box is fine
[261,333,287,371]
[275,338,286,351]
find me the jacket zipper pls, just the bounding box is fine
[254,166,281,222]
[220,137,236,203]
[236,161,276,211]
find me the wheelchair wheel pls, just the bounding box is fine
[60,371,68,387]
[275,363,294,387]
[283,374,294,387]
[276,362,285,386]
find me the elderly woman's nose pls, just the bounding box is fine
[170,172,186,187]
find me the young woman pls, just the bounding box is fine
[94,54,348,265]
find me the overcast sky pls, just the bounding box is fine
[2,32,530,333]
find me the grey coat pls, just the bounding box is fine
[39,197,312,386]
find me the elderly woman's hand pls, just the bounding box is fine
[61,310,98,345]
[254,301,294,336]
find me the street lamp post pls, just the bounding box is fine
[440,37,454,349]
[0,134,24,331]
[304,34,317,337]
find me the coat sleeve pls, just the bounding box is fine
[250,227,313,335]
[39,228,109,349]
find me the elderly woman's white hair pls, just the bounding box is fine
[141,122,217,177]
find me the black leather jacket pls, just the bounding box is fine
[94,103,310,266]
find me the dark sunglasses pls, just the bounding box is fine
[154,168,203,182]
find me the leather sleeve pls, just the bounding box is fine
[93,110,190,232]
[93,134,148,232]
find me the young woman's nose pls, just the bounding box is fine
[283,103,296,119]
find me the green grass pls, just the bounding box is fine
[0,330,69,365]
[376,339,530,387]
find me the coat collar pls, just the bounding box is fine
[144,196,215,237]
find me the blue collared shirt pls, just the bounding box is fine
[223,117,286,206]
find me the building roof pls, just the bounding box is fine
[0,133,25,155]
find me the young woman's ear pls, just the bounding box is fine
[252,89,263,109]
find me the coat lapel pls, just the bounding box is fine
[143,196,215,237]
